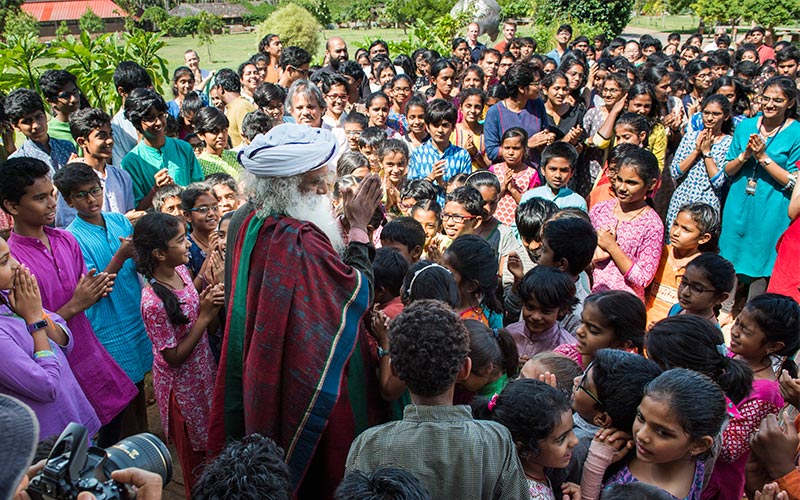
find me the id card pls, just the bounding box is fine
[746,178,757,196]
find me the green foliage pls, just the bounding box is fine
[281,0,331,26]
[498,0,532,19]
[691,0,742,24]
[534,0,633,40]
[79,7,106,33]
[357,10,470,57]
[0,33,56,90]
[55,21,71,40]
[257,3,322,55]
[241,1,276,25]
[4,10,39,39]
[692,0,799,27]
[384,0,455,27]
[340,0,379,26]
[141,6,170,31]
[195,11,225,61]
[0,0,25,36]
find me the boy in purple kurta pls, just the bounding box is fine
[0,158,136,438]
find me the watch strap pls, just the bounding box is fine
[27,319,49,334]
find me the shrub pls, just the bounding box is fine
[4,9,39,39]
[257,3,322,56]
[533,0,633,40]
[55,20,71,39]
[79,7,105,33]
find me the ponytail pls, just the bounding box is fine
[464,320,520,379]
[497,328,520,378]
[149,279,190,326]
[717,355,754,404]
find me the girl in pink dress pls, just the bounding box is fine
[133,212,223,499]
[490,127,541,226]
[590,148,663,301]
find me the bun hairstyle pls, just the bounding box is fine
[463,320,519,379]
[646,315,753,404]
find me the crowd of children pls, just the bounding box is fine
[0,20,799,500]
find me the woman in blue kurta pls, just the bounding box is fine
[720,76,800,279]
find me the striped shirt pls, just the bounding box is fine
[67,213,153,383]
[408,140,472,205]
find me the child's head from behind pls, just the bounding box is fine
[52,163,103,217]
[541,142,578,191]
[389,300,470,398]
[670,202,719,253]
[636,368,725,463]
[646,315,753,404]
[0,157,55,227]
[337,151,371,179]
[181,182,219,236]
[69,108,113,161]
[578,291,646,358]
[539,216,597,277]
[380,216,425,264]
[472,379,577,469]
[677,253,734,314]
[520,352,582,396]
[518,266,577,334]
[515,197,559,261]
[335,467,430,500]
[442,186,483,239]
[402,260,459,307]
[153,185,184,218]
[241,110,274,144]
[373,247,409,304]
[442,234,500,312]
[461,320,519,392]
[573,349,661,432]
[400,179,437,215]
[732,293,800,377]
[5,89,47,142]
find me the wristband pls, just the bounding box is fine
[33,350,56,359]
[27,313,50,334]
[737,152,746,163]
[377,346,389,359]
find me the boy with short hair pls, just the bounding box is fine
[346,300,529,499]
[441,186,484,242]
[358,127,388,173]
[206,172,240,216]
[344,112,368,152]
[379,216,424,264]
[54,108,138,228]
[0,157,137,444]
[111,61,153,168]
[39,69,81,150]
[54,162,153,438]
[538,215,597,333]
[152,184,184,217]
[521,143,587,211]
[372,247,409,320]
[5,89,76,174]
[239,110,273,149]
[122,88,203,209]
[408,99,472,206]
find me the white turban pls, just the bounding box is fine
[238,123,339,177]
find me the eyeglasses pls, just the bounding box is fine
[759,95,787,105]
[190,205,220,214]
[440,212,477,224]
[345,130,363,137]
[676,274,716,294]
[393,86,412,93]
[71,186,103,200]
[575,362,604,407]
[326,93,349,101]
[141,112,168,126]
[57,88,81,100]
[290,65,309,76]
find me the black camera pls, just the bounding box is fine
[28,423,173,500]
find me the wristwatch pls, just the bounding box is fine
[760,157,773,166]
[26,318,49,334]
[702,151,713,159]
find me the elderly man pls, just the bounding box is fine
[285,79,324,128]
[208,123,382,499]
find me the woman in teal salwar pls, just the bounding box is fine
[720,76,800,281]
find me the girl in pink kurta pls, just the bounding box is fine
[134,213,223,499]
[490,127,541,226]
[589,149,663,301]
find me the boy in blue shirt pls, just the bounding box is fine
[5,88,76,174]
[408,99,472,206]
[53,162,153,438]
[521,142,587,211]
[121,88,203,209]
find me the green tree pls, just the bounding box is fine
[3,9,39,39]
[258,3,322,56]
[497,0,532,19]
[742,0,800,28]
[242,1,276,25]
[282,0,331,25]
[55,20,71,40]
[341,0,379,27]
[534,0,633,40]
[140,6,170,31]
[0,0,25,37]
[385,0,455,27]
[79,7,105,33]
[691,0,742,26]
[195,11,225,61]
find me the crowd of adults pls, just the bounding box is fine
[0,17,800,500]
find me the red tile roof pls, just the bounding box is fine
[22,0,127,22]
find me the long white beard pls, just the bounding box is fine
[285,192,346,256]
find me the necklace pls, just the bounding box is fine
[747,116,787,196]
[616,201,648,222]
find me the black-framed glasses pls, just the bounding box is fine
[440,212,477,224]
[676,274,716,295]
[289,65,309,77]
[141,112,168,126]
[57,88,81,100]
[575,362,604,407]
[71,186,103,201]
[190,205,220,214]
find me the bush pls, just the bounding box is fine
[141,6,170,31]
[257,3,322,56]
[498,0,532,19]
[4,9,39,39]
[385,0,455,27]
[55,20,71,39]
[281,0,331,25]
[242,1,276,25]
[79,7,105,33]
[532,0,632,40]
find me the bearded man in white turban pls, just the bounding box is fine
[208,123,382,499]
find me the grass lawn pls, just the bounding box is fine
[627,14,800,33]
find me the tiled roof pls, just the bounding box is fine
[22,0,127,21]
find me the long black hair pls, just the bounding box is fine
[133,212,189,326]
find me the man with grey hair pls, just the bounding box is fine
[209,123,383,498]
[285,79,325,128]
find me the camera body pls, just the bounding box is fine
[28,423,172,500]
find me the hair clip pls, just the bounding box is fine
[407,262,450,297]
[492,328,499,338]
[716,343,729,357]
[487,393,499,412]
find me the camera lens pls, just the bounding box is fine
[104,433,173,485]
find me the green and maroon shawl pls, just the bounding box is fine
[207,212,369,493]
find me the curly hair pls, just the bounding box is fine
[389,300,469,397]
[472,378,571,456]
[335,467,430,500]
[193,434,291,500]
